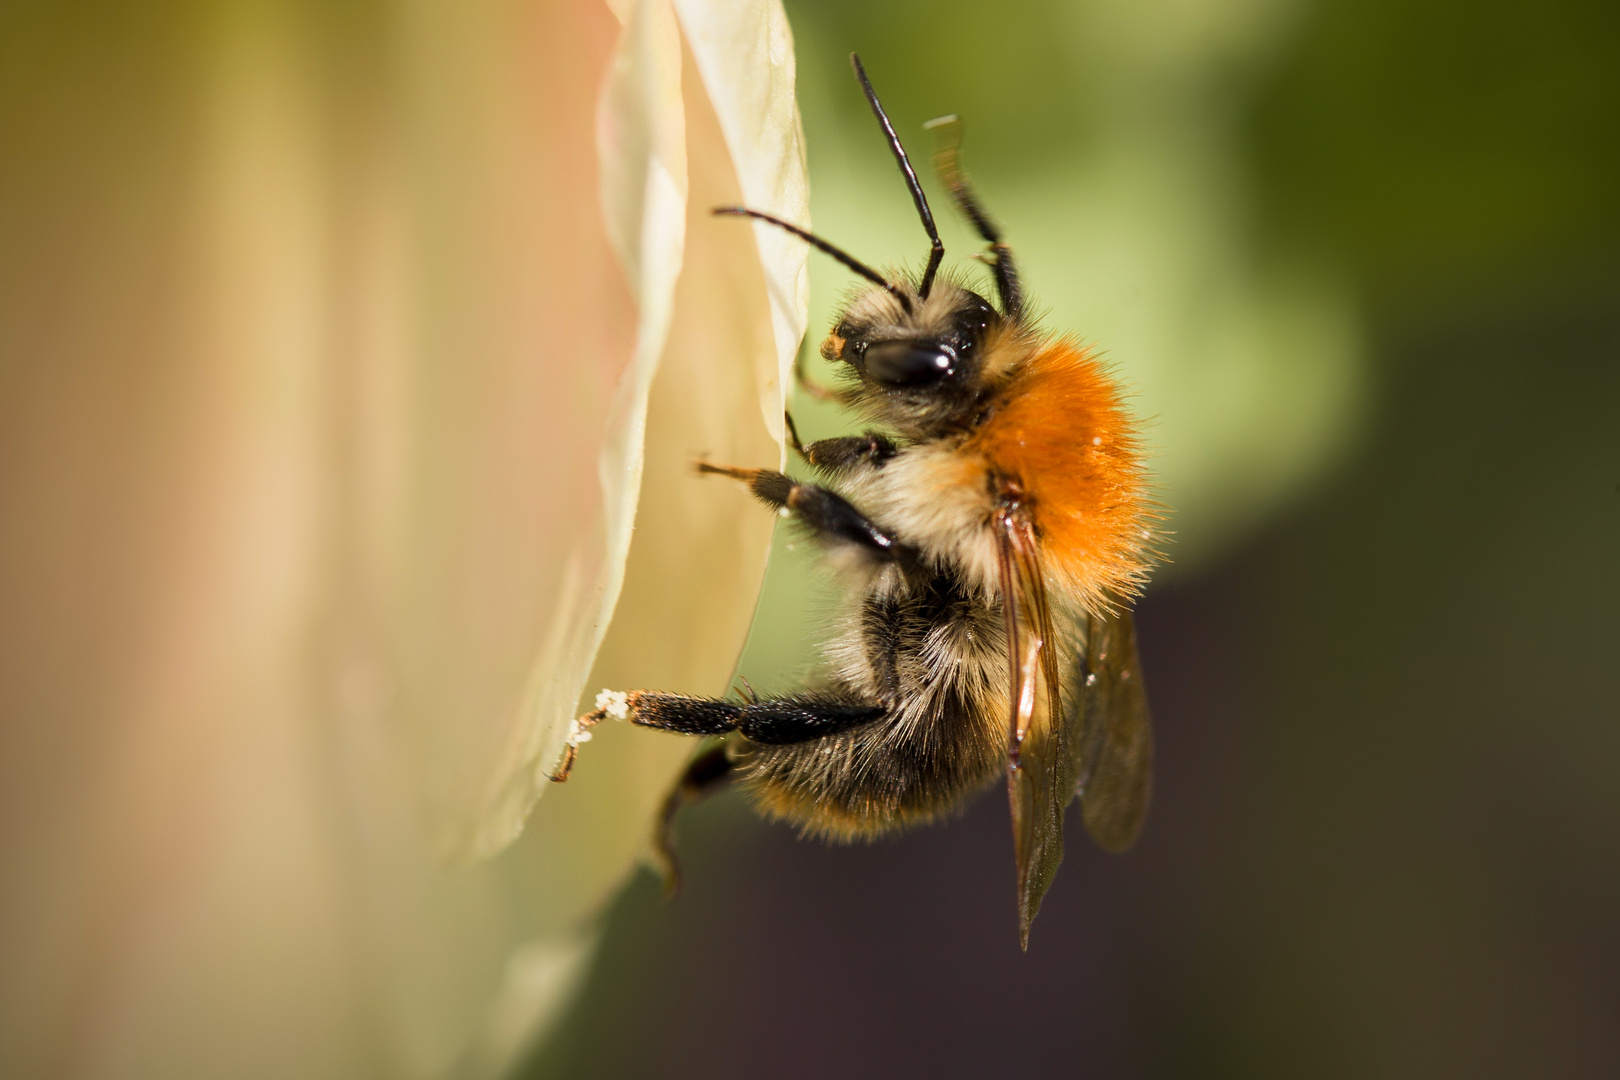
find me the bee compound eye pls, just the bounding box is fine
[863,340,955,386]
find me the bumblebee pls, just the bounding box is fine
[555,55,1156,948]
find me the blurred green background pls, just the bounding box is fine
[528,0,1619,1077]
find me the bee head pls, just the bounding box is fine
[716,57,1025,432]
[820,279,1011,429]
[823,280,996,383]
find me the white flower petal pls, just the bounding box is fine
[453,0,690,861]
[675,0,811,439]
[572,2,805,864]
[0,1,805,1078]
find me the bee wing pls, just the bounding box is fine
[996,511,1074,951]
[1071,606,1153,853]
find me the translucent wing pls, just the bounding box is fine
[1072,606,1153,854]
[995,509,1073,951]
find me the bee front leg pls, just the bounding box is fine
[784,410,807,459]
[794,350,845,403]
[800,431,898,474]
[782,412,895,475]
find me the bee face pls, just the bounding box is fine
[822,282,1006,429]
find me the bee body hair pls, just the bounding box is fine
[737,326,1148,839]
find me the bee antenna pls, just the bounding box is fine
[712,206,913,314]
[850,53,944,300]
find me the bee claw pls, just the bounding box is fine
[547,742,578,783]
[784,411,805,456]
[653,841,685,901]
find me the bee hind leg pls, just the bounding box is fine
[654,741,734,898]
[614,692,883,891]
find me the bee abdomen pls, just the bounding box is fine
[742,695,1003,839]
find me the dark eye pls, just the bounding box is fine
[863,341,956,386]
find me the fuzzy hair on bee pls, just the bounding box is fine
[550,54,1158,949]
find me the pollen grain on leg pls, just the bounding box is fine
[593,688,631,720]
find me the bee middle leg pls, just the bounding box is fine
[695,464,898,558]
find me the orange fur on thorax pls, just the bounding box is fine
[964,338,1151,610]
